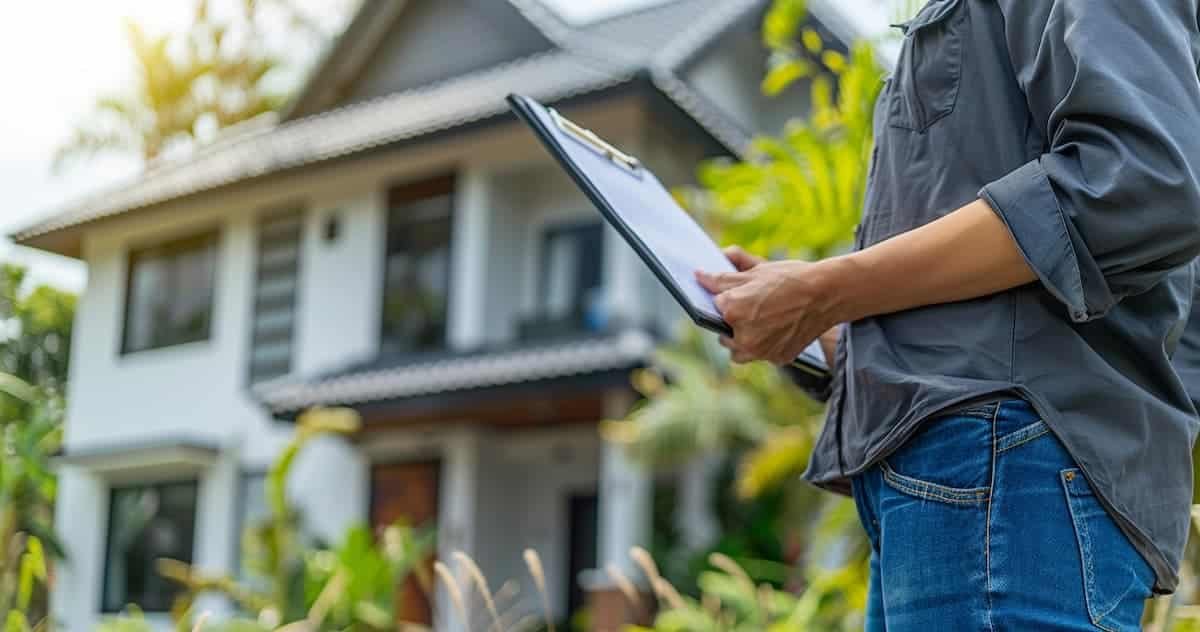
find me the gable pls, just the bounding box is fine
[325,0,555,112]
[681,6,839,137]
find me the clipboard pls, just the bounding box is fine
[507,94,831,394]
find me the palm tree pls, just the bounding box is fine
[55,0,322,168]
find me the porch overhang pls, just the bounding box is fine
[52,437,219,483]
[254,329,655,425]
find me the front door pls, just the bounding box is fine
[370,460,440,625]
[566,491,600,620]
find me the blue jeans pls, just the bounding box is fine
[851,399,1155,631]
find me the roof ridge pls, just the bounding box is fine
[507,0,649,69]
[572,0,697,29]
[652,0,764,72]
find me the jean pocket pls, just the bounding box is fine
[880,413,991,506]
[1061,468,1154,631]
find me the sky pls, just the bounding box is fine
[0,0,672,292]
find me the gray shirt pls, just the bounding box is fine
[1176,269,1200,410]
[803,0,1200,593]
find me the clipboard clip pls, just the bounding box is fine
[550,108,642,177]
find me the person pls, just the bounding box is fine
[696,2,1200,630]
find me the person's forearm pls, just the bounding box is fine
[828,198,1036,323]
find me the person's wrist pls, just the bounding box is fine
[814,252,873,325]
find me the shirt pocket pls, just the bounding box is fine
[888,0,968,132]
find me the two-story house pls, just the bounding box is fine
[12,0,877,629]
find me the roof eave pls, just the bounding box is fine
[10,227,82,260]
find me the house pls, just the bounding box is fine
[12,0,879,629]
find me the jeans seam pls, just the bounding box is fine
[995,420,1049,453]
[880,461,990,505]
[984,402,999,632]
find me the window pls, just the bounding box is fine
[235,471,269,584]
[249,211,303,382]
[526,222,605,338]
[102,480,198,613]
[381,176,454,355]
[122,232,218,353]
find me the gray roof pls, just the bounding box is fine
[12,0,778,256]
[15,51,635,244]
[254,329,655,415]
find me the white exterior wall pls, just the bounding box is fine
[51,96,668,629]
[52,158,394,629]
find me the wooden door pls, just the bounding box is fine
[370,460,440,625]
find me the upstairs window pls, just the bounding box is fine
[122,232,218,354]
[102,480,198,613]
[249,211,303,382]
[381,176,454,355]
[522,222,605,339]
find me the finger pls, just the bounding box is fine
[696,270,751,294]
[724,246,763,271]
[719,335,736,350]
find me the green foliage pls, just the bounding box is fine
[0,264,75,399]
[625,552,865,632]
[300,523,436,629]
[679,21,885,260]
[0,264,74,629]
[611,0,884,628]
[96,607,155,632]
[0,372,65,627]
[55,0,322,167]
[604,326,821,467]
[105,407,434,631]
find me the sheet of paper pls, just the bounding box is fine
[534,104,826,367]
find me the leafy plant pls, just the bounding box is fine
[99,407,437,632]
[0,372,65,630]
[620,548,865,632]
[678,4,885,260]
[606,0,885,626]
[0,264,75,397]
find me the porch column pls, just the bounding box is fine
[448,167,491,350]
[677,454,722,550]
[589,391,653,631]
[437,429,480,632]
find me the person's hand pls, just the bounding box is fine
[818,326,840,365]
[697,252,847,366]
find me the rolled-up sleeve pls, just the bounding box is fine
[979,1,1200,323]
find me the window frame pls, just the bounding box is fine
[120,230,220,356]
[378,174,456,356]
[100,478,200,614]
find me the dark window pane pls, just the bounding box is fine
[381,178,453,355]
[123,233,218,353]
[102,481,198,613]
[535,223,605,335]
